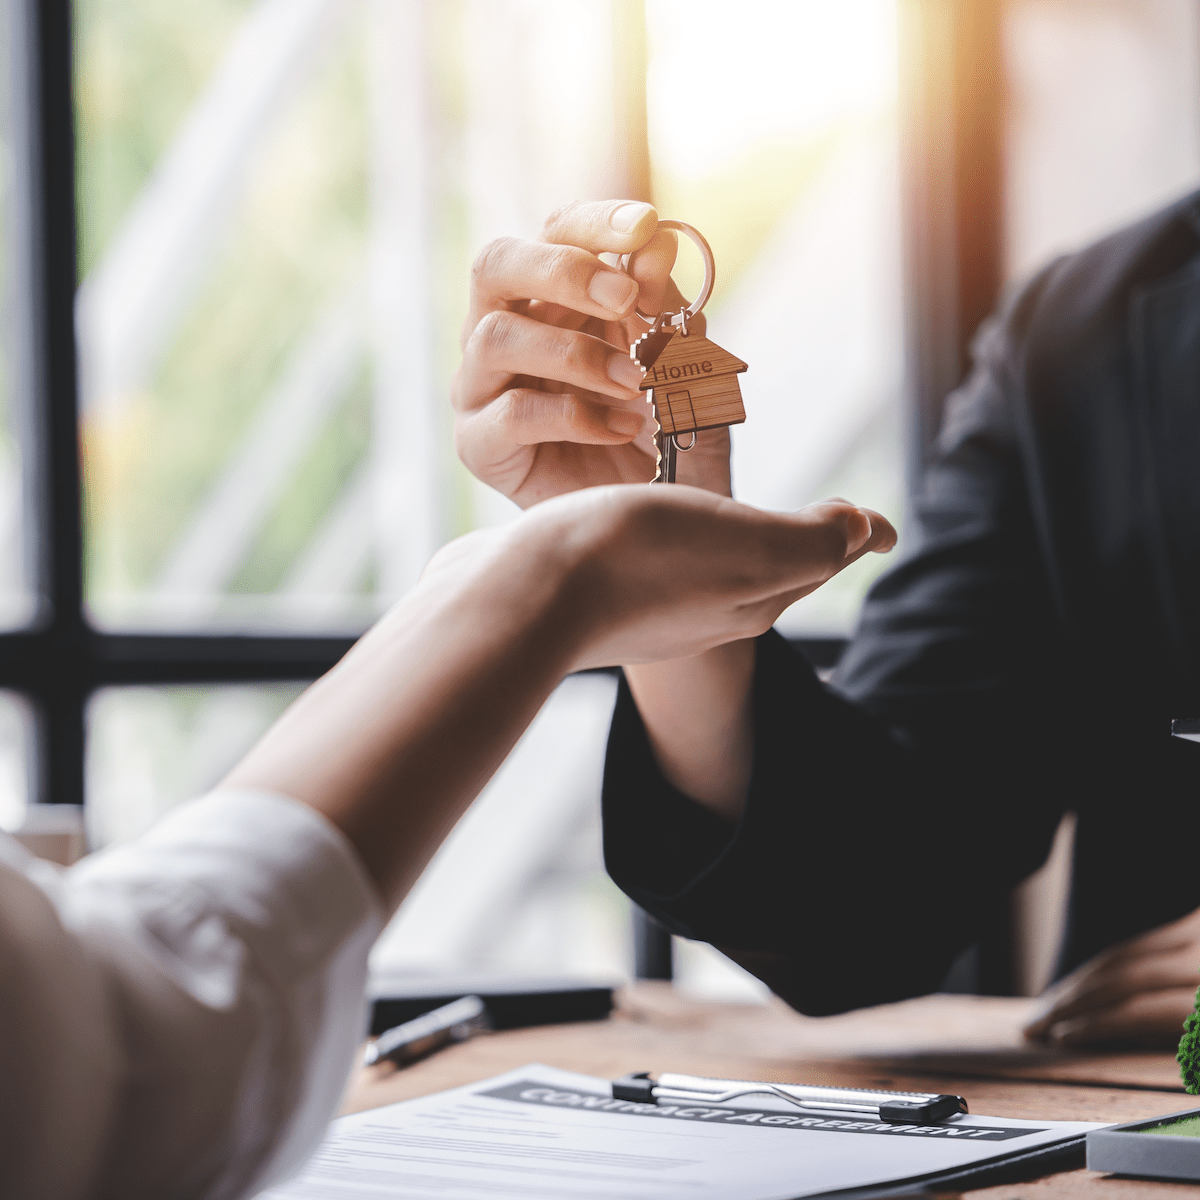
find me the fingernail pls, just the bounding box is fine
[609,201,653,232]
[845,512,871,555]
[607,352,645,391]
[606,408,644,437]
[589,269,638,313]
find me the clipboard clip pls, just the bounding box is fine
[611,1072,968,1125]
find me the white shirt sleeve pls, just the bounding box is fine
[0,789,385,1200]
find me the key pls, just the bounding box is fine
[621,221,749,484]
[632,318,748,483]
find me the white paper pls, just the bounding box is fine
[260,1063,1102,1200]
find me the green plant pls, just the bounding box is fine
[1178,984,1200,1094]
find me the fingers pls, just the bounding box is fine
[466,238,640,337]
[1040,987,1196,1048]
[700,500,897,616]
[843,505,897,556]
[453,391,649,508]
[840,509,873,557]
[719,503,897,630]
[464,199,658,339]
[1021,984,1076,1040]
[1024,910,1200,1041]
[1108,907,1200,958]
[458,388,645,463]
[625,227,713,336]
[1054,952,1199,1024]
[788,501,898,561]
[456,309,647,413]
[549,485,900,671]
[627,228,682,319]
[1060,918,1195,983]
[695,496,896,607]
[541,198,658,254]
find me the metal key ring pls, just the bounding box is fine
[618,219,715,328]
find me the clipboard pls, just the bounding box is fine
[262,1063,1102,1200]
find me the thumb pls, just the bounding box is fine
[626,228,680,318]
[803,502,896,559]
[843,508,873,556]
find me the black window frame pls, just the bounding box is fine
[9,0,357,812]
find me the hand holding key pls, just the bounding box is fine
[452,200,733,508]
[453,200,896,824]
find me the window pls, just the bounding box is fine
[31,0,1180,994]
[70,0,913,645]
[646,0,906,636]
[0,7,35,634]
[5,0,945,995]
[77,0,421,632]
[1004,0,1200,282]
[85,681,303,848]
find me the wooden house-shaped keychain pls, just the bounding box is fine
[622,219,750,482]
[637,330,748,439]
[633,320,748,482]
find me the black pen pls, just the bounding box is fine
[364,995,491,1068]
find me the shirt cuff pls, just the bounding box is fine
[63,789,387,1196]
[67,788,386,989]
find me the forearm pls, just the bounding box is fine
[609,630,996,1015]
[222,529,582,910]
[222,484,892,908]
[623,637,756,822]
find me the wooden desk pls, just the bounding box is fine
[343,984,1192,1197]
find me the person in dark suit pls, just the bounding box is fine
[453,194,1200,1047]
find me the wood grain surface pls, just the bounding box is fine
[342,983,1194,1197]
[640,332,748,432]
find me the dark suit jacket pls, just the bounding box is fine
[602,191,1200,1015]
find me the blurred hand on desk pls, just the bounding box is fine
[1023,906,1200,1047]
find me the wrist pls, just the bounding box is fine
[624,639,756,820]
[519,490,646,675]
[228,519,589,910]
[492,508,599,676]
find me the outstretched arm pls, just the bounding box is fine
[2,484,893,1200]
[222,483,894,909]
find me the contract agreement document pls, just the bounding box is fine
[261,1063,1100,1199]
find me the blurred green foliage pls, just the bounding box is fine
[75,0,256,279]
[77,0,374,612]
[233,369,371,594]
[1180,984,1200,1094]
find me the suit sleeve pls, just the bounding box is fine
[603,277,1073,1014]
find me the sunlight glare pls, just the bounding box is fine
[646,0,897,179]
